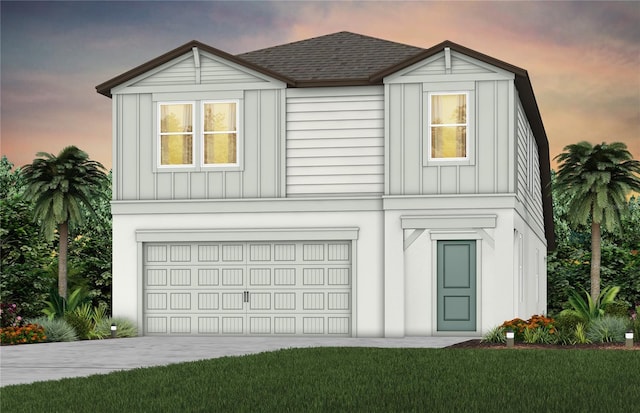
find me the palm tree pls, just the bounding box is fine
[554,141,640,302]
[22,146,107,299]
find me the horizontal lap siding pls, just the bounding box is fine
[516,100,544,232]
[134,57,195,86]
[286,87,384,196]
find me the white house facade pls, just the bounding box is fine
[97,32,553,337]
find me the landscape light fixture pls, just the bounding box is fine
[506,330,515,348]
[626,331,634,349]
[111,323,117,339]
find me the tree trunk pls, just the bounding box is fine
[58,221,69,299]
[590,221,601,302]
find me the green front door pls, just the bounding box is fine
[437,240,476,331]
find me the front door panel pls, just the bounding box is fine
[437,240,476,331]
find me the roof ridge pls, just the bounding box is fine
[237,31,424,57]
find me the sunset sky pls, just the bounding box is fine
[2,1,638,171]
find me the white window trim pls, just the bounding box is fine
[427,91,470,162]
[157,101,196,170]
[201,99,241,169]
[154,99,243,171]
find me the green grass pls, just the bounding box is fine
[2,347,639,412]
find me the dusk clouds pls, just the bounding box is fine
[2,1,638,170]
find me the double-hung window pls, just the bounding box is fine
[203,101,238,166]
[159,103,194,166]
[157,100,239,169]
[428,92,468,160]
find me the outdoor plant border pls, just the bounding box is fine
[0,324,47,345]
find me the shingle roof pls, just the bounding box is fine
[238,31,424,86]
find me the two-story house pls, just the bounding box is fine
[96,31,553,337]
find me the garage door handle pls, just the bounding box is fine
[243,291,249,303]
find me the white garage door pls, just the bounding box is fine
[143,241,351,336]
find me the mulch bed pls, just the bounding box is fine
[447,339,640,350]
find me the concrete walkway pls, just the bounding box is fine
[0,336,475,387]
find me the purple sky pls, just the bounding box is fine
[2,1,638,171]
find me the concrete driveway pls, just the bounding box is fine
[0,336,475,387]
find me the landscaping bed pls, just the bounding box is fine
[448,338,639,350]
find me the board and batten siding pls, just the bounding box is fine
[113,89,284,201]
[516,98,544,234]
[386,80,514,195]
[286,87,384,196]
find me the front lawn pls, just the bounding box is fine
[2,347,638,412]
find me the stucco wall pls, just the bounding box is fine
[112,204,385,337]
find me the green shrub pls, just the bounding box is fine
[64,311,92,339]
[95,317,138,338]
[574,323,591,344]
[553,311,584,345]
[603,301,630,318]
[566,286,620,322]
[555,310,586,331]
[481,325,506,343]
[587,315,628,343]
[29,316,78,342]
[42,287,87,320]
[523,326,557,344]
[63,302,109,339]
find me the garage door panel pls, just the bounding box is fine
[147,269,168,286]
[222,244,244,261]
[249,268,272,285]
[274,292,296,310]
[198,245,220,262]
[249,317,271,334]
[249,292,271,310]
[170,317,191,334]
[198,269,219,286]
[328,268,350,285]
[274,317,296,334]
[198,317,219,333]
[222,317,244,334]
[170,245,191,262]
[222,292,244,310]
[274,268,296,285]
[170,293,191,310]
[146,293,167,310]
[170,269,191,286]
[222,268,244,285]
[146,317,167,334]
[249,244,272,261]
[198,293,219,310]
[274,244,296,261]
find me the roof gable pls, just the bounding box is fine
[96,40,293,97]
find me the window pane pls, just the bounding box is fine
[204,103,237,132]
[431,94,466,125]
[431,126,466,158]
[161,134,193,165]
[161,104,193,133]
[204,133,237,164]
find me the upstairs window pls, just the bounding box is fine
[203,102,238,166]
[429,93,468,160]
[159,103,194,166]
